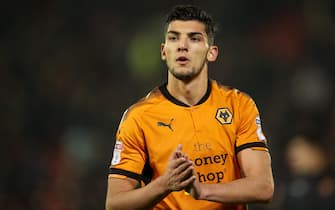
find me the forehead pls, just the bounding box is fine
[166,20,207,35]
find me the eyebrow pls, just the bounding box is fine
[167,31,204,37]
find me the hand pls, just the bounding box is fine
[184,159,202,199]
[185,177,202,199]
[162,144,195,192]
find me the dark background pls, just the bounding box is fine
[1,0,334,209]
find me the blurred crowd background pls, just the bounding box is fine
[1,0,334,209]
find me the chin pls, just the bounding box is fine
[170,68,198,81]
[173,73,194,81]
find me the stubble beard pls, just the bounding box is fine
[170,68,198,81]
[169,61,207,82]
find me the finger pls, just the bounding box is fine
[168,158,188,176]
[179,175,196,189]
[170,162,193,181]
[169,144,183,160]
[174,159,193,174]
[175,144,183,158]
[178,164,194,179]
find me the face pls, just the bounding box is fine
[161,20,218,81]
[286,137,325,175]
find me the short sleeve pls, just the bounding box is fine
[108,108,147,180]
[235,93,268,153]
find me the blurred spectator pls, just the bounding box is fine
[276,135,335,210]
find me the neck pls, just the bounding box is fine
[167,70,208,106]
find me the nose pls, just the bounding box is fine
[178,38,188,52]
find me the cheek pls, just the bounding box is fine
[164,49,174,62]
[194,49,209,61]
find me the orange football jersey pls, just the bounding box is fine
[109,80,268,210]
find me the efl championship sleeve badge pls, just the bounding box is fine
[255,117,266,141]
[111,140,123,165]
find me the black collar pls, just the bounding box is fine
[158,80,212,107]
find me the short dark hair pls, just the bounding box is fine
[165,5,218,45]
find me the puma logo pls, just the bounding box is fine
[157,118,174,131]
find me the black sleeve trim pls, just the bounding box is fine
[109,168,142,182]
[235,142,268,154]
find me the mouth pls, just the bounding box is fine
[176,56,190,65]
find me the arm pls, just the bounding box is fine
[105,176,169,210]
[105,145,195,210]
[188,148,274,203]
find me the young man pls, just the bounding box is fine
[106,5,274,210]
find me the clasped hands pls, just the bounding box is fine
[162,144,201,199]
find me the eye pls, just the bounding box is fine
[168,35,177,41]
[190,36,201,42]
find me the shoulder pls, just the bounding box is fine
[119,86,164,123]
[211,79,254,103]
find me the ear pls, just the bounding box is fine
[161,43,166,60]
[207,45,218,62]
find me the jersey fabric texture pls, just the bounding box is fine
[108,79,269,210]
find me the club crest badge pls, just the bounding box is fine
[215,108,233,124]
